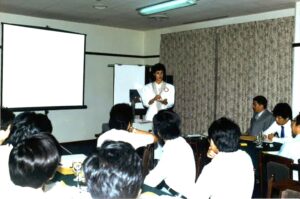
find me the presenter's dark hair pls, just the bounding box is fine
[9,133,60,188]
[3,111,53,146]
[208,117,241,152]
[253,95,268,109]
[153,110,181,140]
[151,63,166,81]
[0,108,15,130]
[83,140,143,199]
[272,103,292,120]
[109,103,133,130]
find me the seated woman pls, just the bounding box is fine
[143,110,195,198]
[8,133,60,198]
[83,140,143,199]
[97,103,157,149]
[191,117,254,199]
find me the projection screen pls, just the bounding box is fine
[1,23,86,111]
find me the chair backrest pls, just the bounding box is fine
[267,175,300,198]
[140,144,155,177]
[259,152,294,197]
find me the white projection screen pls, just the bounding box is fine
[1,23,86,110]
[292,46,300,117]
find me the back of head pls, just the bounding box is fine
[4,111,53,146]
[108,103,133,130]
[208,117,241,152]
[153,110,181,140]
[83,140,143,199]
[272,103,292,120]
[35,113,53,133]
[9,133,61,188]
[0,108,15,130]
[151,63,166,81]
[253,95,268,109]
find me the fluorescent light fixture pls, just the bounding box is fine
[138,0,197,16]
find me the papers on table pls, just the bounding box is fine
[60,154,87,168]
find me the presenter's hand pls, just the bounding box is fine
[160,99,168,105]
[149,95,162,105]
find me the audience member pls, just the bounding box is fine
[0,111,55,190]
[140,63,175,121]
[8,133,60,198]
[277,113,300,180]
[97,103,157,149]
[263,103,293,143]
[83,140,143,199]
[144,110,195,198]
[247,95,275,136]
[191,117,254,199]
[0,108,15,144]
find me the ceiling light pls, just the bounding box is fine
[137,0,197,16]
[93,4,107,10]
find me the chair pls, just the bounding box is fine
[267,175,300,198]
[259,152,294,197]
[136,144,155,177]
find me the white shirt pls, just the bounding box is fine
[97,128,154,149]
[278,134,300,180]
[263,120,292,143]
[140,82,175,121]
[0,144,14,189]
[144,137,195,197]
[190,150,254,199]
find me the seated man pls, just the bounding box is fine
[247,95,274,136]
[7,133,60,197]
[144,110,195,198]
[97,103,157,149]
[263,103,293,143]
[191,117,254,199]
[0,108,15,145]
[83,140,143,199]
[277,113,300,180]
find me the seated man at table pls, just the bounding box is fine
[97,103,157,149]
[277,113,300,180]
[83,140,143,199]
[247,95,275,136]
[144,110,195,198]
[191,117,254,199]
[263,103,293,143]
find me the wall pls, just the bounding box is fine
[0,12,145,142]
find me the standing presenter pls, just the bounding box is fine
[140,63,175,121]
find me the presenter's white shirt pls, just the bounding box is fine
[97,128,154,149]
[191,150,254,199]
[140,82,175,121]
[263,120,292,143]
[144,137,196,197]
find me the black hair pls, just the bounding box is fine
[153,110,181,140]
[9,133,61,188]
[253,95,268,109]
[294,113,300,126]
[208,117,241,152]
[0,108,15,130]
[151,63,166,82]
[83,140,143,199]
[272,103,292,120]
[108,103,133,130]
[4,111,53,146]
[35,113,53,133]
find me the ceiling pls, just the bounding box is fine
[0,0,296,31]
